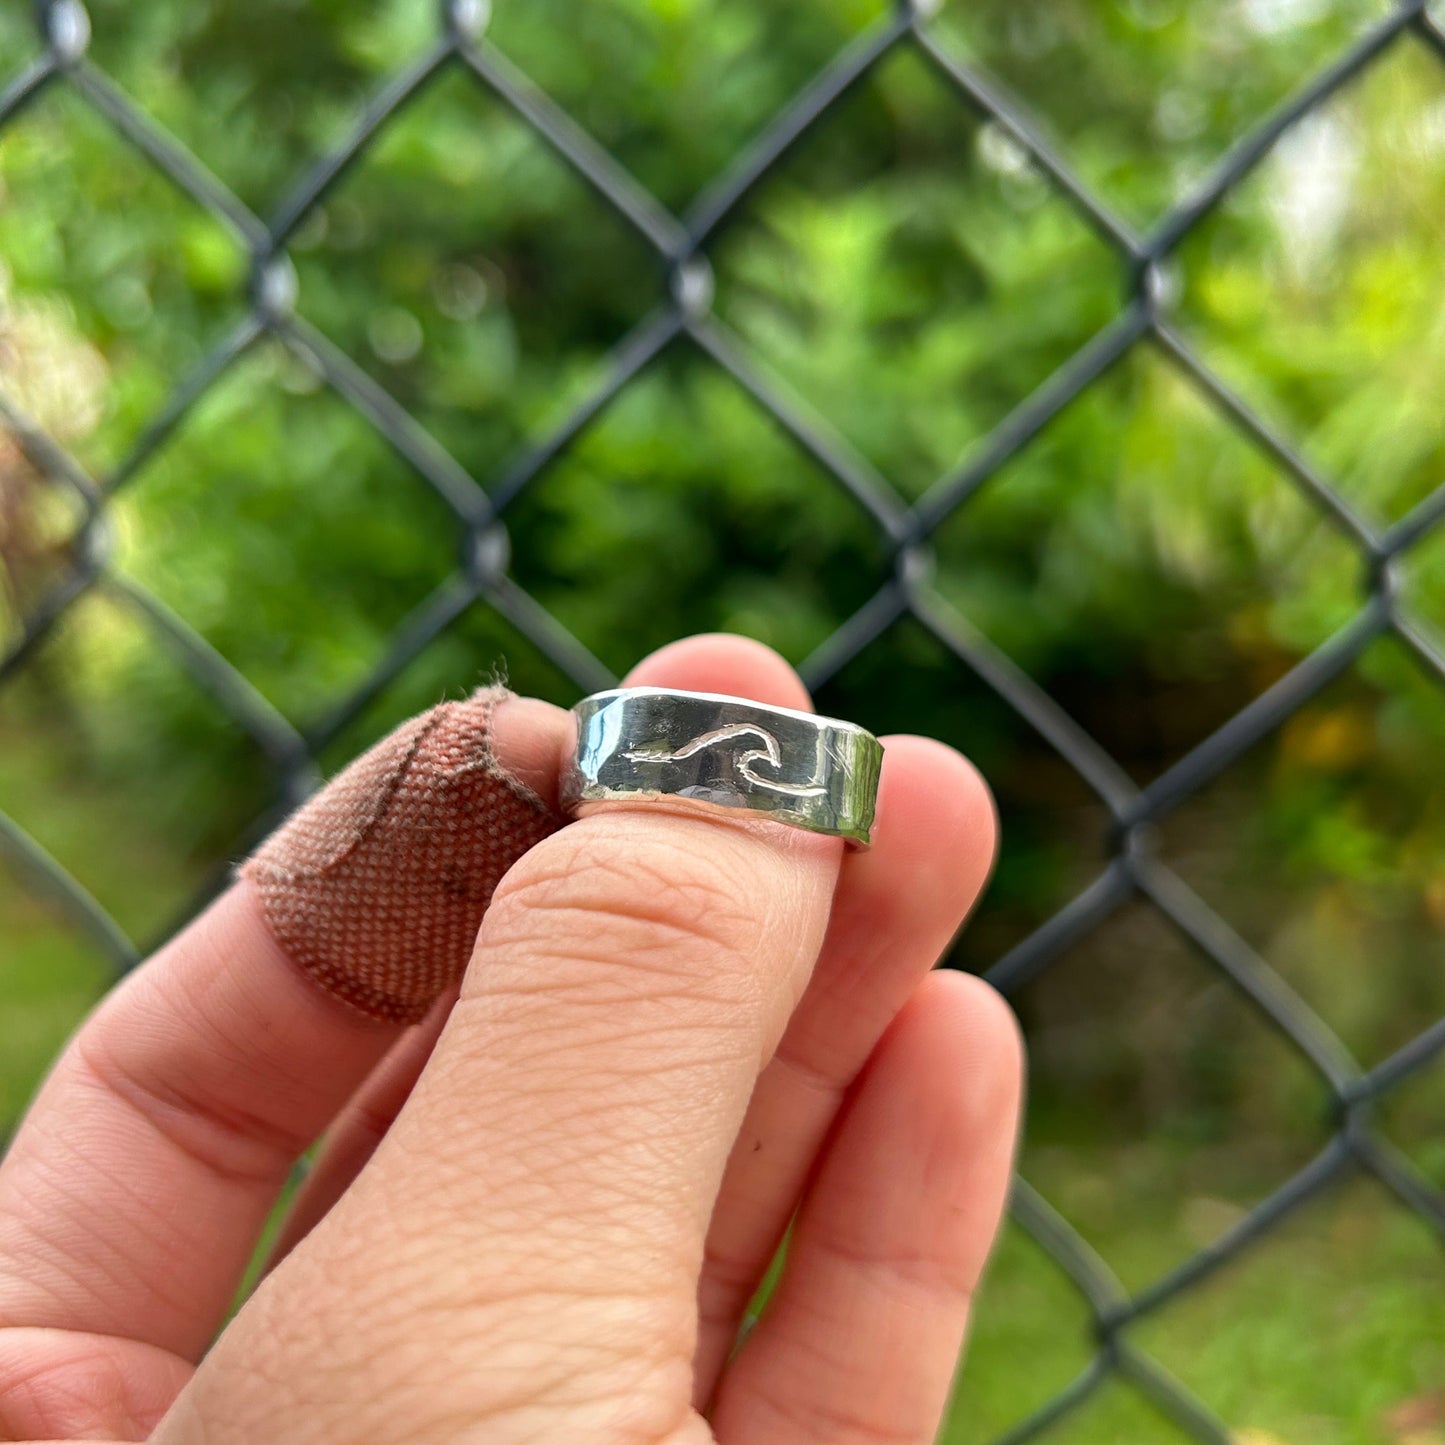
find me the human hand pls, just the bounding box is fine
[0,634,1022,1445]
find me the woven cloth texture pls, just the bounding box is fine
[240,685,562,1022]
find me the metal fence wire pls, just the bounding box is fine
[3,0,1445,1439]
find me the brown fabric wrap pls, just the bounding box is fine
[240,685,562,1023]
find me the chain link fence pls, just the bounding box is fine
[3,0,1445,1439]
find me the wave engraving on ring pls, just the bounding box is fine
[623,723,828,798]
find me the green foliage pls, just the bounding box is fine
[3,0,1444,1102]
[954,1162,1445,1445]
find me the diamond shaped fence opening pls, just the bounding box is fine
[2,1,1444,1440]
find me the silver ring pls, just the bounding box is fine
[561,686,884,848]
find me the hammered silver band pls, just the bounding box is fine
[561,687,884,847]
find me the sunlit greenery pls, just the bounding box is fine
[3,1,1444,1440]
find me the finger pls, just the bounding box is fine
[0,1323,193,1445]
[711,970,1024,1445]
[261,987,459,1272]
[254,636,811,1257]
[623,632,814,708]
[0,886,397,1373]
[0,1327,191,1442]
[693,735,997,1402]
[0,689,570,1369]
[164,635,848,1444]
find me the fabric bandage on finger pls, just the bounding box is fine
[239,685,562,1024]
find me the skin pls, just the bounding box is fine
[0,633,1023,1445]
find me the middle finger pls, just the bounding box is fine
[689,730,998,1404]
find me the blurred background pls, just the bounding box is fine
[2,0,1444,1441]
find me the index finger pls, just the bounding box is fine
[0,689,571,1365]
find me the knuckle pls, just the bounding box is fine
[483,818,767,992]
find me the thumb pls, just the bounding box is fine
[160,648,845,1445]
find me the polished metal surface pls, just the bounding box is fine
[561,687,884,847]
